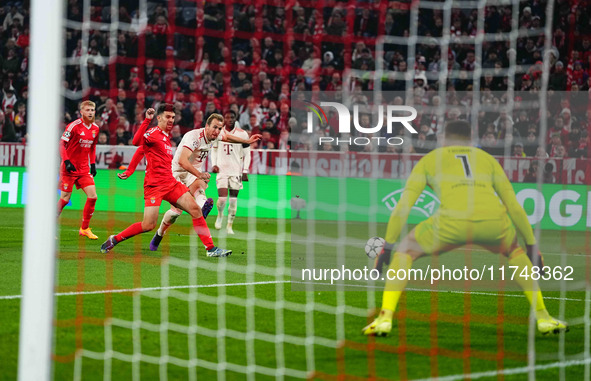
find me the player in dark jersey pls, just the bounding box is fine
[58,100,100,239]
[100,104,261,257]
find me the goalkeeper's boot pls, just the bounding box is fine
[362,316,392,337]
[100,235,118,254]
[215,215,223,230]
[149,232,163,251]
[79,227,98,240]
[537,317,569,335]
[227,223,235,235]
[206,246,232,257]
[202,198,214,219]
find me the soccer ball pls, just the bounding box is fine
[365,237,385,259]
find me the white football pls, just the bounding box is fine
[365,237,385,259]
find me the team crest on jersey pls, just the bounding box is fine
[64,183,69,190]
[150,197,156,204]
[92,131,96,138]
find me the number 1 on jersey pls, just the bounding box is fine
[455,154,472,178]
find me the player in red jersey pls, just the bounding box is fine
[58,100,100,239]
[100,104,261,257]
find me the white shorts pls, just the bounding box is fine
[173,171,209,190]
[216,174,243,190]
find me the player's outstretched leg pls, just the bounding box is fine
[192,188,214,219]
[150,207,182,251]
[227,197,237,234]
[175,193,231,257]
[101,207,158,253]
[507,246,569,335]
[202,198,214,219]
[215,197,226,229]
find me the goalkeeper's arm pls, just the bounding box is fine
[376,161,426,271]
[491,160,536,246]
[491,159,544,269]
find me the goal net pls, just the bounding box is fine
[17,0,591,380]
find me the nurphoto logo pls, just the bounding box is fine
[298,98,419,147]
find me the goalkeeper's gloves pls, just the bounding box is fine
[90,163,97,177]
[526,244,546,276]
[64,160,76,173]
[374,242,396,276]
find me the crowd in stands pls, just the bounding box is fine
[0,0,590,161]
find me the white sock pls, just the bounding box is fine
[158,209,181,236]
[195,191,207,208]
[228,197,237,225]
[217,197,227,219]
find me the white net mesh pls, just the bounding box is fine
[40,0,591,380]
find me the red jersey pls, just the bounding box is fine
[142,126,176,187]
[60,118,99,175]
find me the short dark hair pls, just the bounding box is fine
[445,120,472,138]
[224,110,237,118]
[157,103,175,115]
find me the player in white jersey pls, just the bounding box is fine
[118,113,261,251]
[211,110,251,234]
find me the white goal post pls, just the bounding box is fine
[17,0,64,380]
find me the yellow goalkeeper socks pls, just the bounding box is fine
[508,248,550,321]
[381,252,414,320]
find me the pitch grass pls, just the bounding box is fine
[0,207,589,381]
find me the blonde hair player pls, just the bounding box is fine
[57,100,100,239]
[364,120,568,337]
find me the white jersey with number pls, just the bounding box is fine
[172,128,223,175]
[212,125,251,176]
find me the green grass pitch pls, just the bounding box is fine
[0,207,589,380]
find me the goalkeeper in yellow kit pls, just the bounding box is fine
[363,120,568,336]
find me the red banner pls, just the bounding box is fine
[2,143,590,185]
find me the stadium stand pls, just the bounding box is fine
[0,1,589,158]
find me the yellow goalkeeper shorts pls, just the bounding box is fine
[413,214,517,255]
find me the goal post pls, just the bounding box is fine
[17,0,64,380]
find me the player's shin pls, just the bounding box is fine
[508,247,550,320]
[114,222,145,242]
[215,197,227,229]
[194,191,207,208]
[192,217,214,250]
[381,252,414,319]
[81,197,97,229]
[227,197,237,225]
[57,198,68,216]
[157,209,181,236]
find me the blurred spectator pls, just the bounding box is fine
[513,143,526,157]
[523,161,539,183]
[97,131,109,145]
[0,110,17,142]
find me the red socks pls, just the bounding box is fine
[115,222,145,242]
[81,197,97,229]
[57,199,68,216]
[192,217,214,250]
